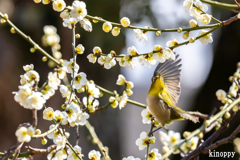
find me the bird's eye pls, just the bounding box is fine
[151,76,157,82]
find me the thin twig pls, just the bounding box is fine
[75,126,80,145]
[234,0,240,9]
[25,145,57,155]
[32,109,37,128]
[0,142,24,160]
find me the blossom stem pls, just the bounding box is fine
[146,123,154,160]
[86,15,220,33]
[96,85,146,108]
[66,27,77,106]
[200,0,240,10]
[0,12,60,66]
[85,120,111,160]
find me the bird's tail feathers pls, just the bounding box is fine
[180,112,199,123]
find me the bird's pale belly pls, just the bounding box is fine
[146,94,172,127]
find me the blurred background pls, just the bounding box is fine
[0,0,240,159]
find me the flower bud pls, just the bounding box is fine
[3,14,8,20]
[65,132,70,139]
[162,146,169,153]
[42,56,48,62]
[156,30,161,36]
[61,104,66,109]
[102,22,112,33]
[233,105,239,112]
[35,129,41,135]
[75,34,80,38]
[111,101,118,108]
[182,31,189,40]
[10,27,15,34]
[183,131,191,138]
[0,19,6,24]
[109,96,115,103]
[215,123,221,130]
[197,132,203,139]
[189,37,196,43]
[120,17,131,27]
[224,111,231,119]
[177,27,182,33]
[41,138,47,145]
[111,27,121,36]
[30,47,36,53]
[205,120,211,127]
[189,19,198,27]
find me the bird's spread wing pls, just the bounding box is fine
[153,54,181,105]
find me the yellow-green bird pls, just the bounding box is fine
[146,55,199,127]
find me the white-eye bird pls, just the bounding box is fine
[146,55,199,127]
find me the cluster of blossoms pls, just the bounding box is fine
[42,25,62,67]
[15,125,35,143]
[138,107,200,158]
[107,75,133,109]
[183,0,213,45]
[33,0,92,31]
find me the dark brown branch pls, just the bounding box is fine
[25,145,57,155]
[32,109,37,128]
[203,124,240,151]
[183,111,236,160]
[75,126,80,145]
[0,142,24,160]
[234,0,240,9]
[222,14,239,26]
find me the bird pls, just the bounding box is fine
[146,54,199,128]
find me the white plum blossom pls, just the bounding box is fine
[64,58,80,75]
[65,102,81,123]
[116,74,126,85]
[102,22,112,33]
[63,17,78,29]
[162,48,175,60]
[14,84,32,108]
[70,1,87,21]
[93,46,102,54]
[67,145,84,160]
[75,44,85,54]
[122,156,141,160]
[216,89,226,101]
[57,67,67,79]
[120,17,131,27]
[21,70,40,85]
[97,54,116,69]
[180,136,199,157]
[75,111,89,126]
[116,55,136,69]
[59,85,71,98]
[115,91,128,109]
[48,150,67,160]
[87,53,97,63]
[60,9,71,19]
[166,39,179,48]
[190,0,208,19]
[200,14,211,25]
[44,25,57,35]
[88,150,101,160]
[52,0,66,12]
[136,131,155,150]
[141,107,153,124]
[127,46,138,56]
[183,0,194,13]
[47,124,63,143]
[111,27,121,36]
[23,64,34,72]
[198,30,213,45]
[134,29,147,43]
[43,107,54,120]
[80,18,92,32]
[159,130,181,147]
[41,85,55,100]
[73,72,87,89]
[87,83,100,98]
[83,96,99,112]
[26,91,46,110]
[48,72,61,90]
[55,135,67,150]
[15,126,31,142]
[138,55,157,67]
[229,82,238,97]
[54,110,65,123]
[146,148,162,160]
